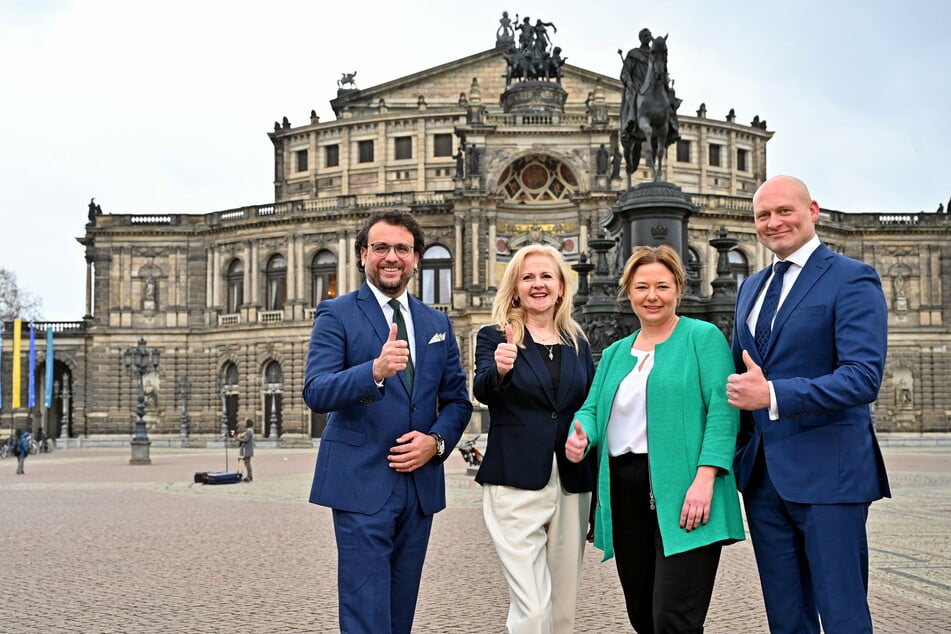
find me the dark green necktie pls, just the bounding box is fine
[388,299,414,390]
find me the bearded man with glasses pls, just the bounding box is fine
[303,209,472,634]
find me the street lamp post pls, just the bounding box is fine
[175,373,192,442]
[123,337,160,465]
[59,374,71,443]
[216,377,230,439]
[264,384,281,440]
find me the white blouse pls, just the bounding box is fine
[607,347,653,456]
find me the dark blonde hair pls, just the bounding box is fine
[618,245,686,301]
[491,244,586,351]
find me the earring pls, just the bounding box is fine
[512,296,521,307]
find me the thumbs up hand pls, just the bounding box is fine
[726,350,771,411]
[565,420,589,463]
[373,323,410,382]
[495,324,518,378]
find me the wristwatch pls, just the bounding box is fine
[428,432,445,458]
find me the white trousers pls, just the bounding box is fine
[483,457,590,634]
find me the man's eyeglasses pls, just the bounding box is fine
[368,242,415,258]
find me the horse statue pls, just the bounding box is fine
[337,71,358,90]
[620,34,676,183]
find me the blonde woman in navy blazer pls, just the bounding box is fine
[473,244,595,634]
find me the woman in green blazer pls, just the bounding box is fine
[566,245,744,633]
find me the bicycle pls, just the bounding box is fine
[0,437,12,460]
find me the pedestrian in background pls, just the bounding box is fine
[237,418,255,482]
[473,244,595,633]
[16,429,31,475]
[566,245,744,633]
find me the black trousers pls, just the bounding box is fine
[609,452,722,634]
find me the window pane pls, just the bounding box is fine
[395,136,413,160]
[296,149,308,172]
[438,268,451,303]
[325,145,339,168]
[737,148,748,172]
[433,134,452,157]
[422,269,435,304]
[676,140,690,163]
[358,140,374,163]
[709,144,721,167]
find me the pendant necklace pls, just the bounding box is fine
[545,344,554,361]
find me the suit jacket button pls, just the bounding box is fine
[550,412,558,419]
[411,406,417,412]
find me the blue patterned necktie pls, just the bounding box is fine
[754,261,792,358]
[388,299,414,390]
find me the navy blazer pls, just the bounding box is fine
[732,243,890,504]
[473,325,596,492]
[303,283,472,516]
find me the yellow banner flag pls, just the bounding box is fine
[12,320,22,408]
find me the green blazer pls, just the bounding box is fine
[574,317,745,558]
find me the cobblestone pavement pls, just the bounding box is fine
[1,443,948,633]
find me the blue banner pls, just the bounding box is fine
[45,327,54,409]
[28,323,36,409]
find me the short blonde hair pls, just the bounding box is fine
[491,244,586,351]
[618,245,686,301]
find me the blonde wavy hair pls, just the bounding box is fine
[490,244,587,352]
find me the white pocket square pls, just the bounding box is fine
[428,332,446,344]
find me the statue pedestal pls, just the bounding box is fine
[892,408,917,431]
[129,439,152,465]
[605,180,695,266]
[500,81,567,115]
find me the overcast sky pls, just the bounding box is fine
[2,0,948,320]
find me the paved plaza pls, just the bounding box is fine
[1,440,949,633]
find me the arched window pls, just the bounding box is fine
[496,154,578,202]
[310,250,338,306]
[265,254,287,310]
[421,245,452,305]
[729,250,749,287]
[226,260,244,314]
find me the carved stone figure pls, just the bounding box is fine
[454,147,465,179]
[893,273,905,300]
[496,11,514,47]
[87,197,102,223]
[596,144,609,175]
[467,145,480,176]
[546,46,567,82]
[144,275,156,309]
[610,146,622,179]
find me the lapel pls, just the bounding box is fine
[408,295,431,380]
[736,268,771,360]
[357,284,420,395]
[556,340,578,410]
[769,244,833,347]
[356,283,389,344]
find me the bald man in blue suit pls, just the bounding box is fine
[728,176,890,634]
[304,210,471,634]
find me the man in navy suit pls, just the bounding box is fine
[727,176,890,634]
[303,210,472,634]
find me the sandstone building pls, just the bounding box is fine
[2,20,948,441]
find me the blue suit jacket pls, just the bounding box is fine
[732,243,890,504]
[472,325,596,492]
[303,283,472,516]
